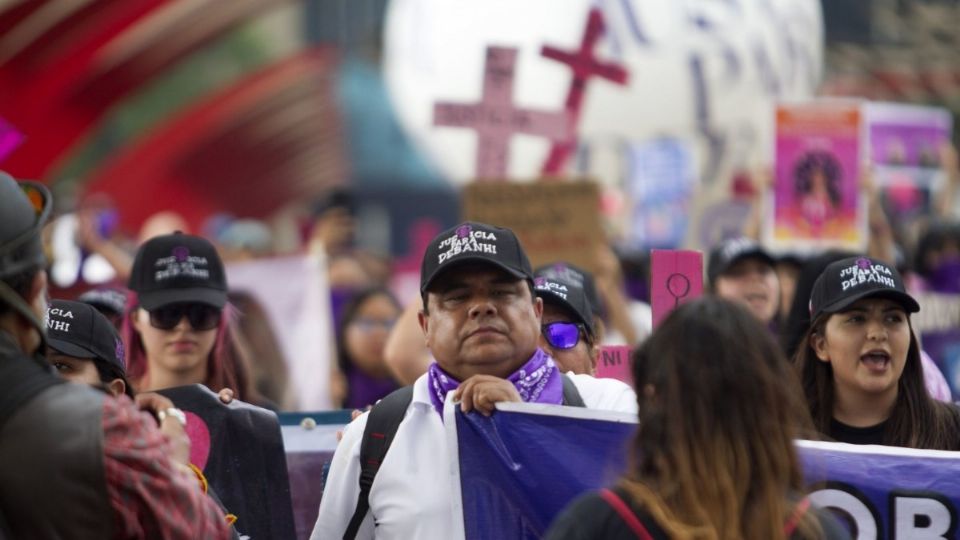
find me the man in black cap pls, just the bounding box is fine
[0,172,231,539]
[313,221,636,540]
[707,237,780,326]
[534,275,599,375]
[47,299,133,398]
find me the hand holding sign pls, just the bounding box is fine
[651,250,703,328]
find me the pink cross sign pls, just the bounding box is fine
[540,8,629,175]
[651,250,703,329]
[595,345,632,387]
[433,46,569,180]
[0,117,24,163]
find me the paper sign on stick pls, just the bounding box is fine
[651,250,703,328]
[0,117,23,163]
[595,345,632,387]
[769,100,865,252]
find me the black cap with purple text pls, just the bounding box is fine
[707,237,776,286]
[534,262,602,317]
[47,299,125,373]
[420,222,533,294]
[809,256,920,321]
[533,275,596,338]
[128,232,227,310]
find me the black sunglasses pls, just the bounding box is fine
[148,303,222,331]
[541,321,587,350]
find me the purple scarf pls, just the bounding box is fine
[427,348,563,416]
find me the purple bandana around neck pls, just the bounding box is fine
[426,348,563,416]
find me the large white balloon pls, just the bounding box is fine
[383,0,823,189]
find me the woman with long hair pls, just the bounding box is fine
[335,286,402,409]
[546,297,847,539]
[793,256,960,449]
[122,232,255,402]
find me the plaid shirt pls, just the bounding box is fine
[102,396,232,540]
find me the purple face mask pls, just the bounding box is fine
[928,258,960,293]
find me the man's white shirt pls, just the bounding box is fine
[311,371,637,539]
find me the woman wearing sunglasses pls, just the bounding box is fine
[534,275,600,375]
[123,232,244,398]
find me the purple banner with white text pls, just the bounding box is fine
[452,403,960,539]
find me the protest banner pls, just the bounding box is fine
[595,345,632,386]
[650,250,703,328]
[622,138,697,250]
[158,384,296,540]
[227,254,334,410]
[449,402,960,539]
[462,180,603,273]
[279,411,352,540]
[769,100,866,252]
[864,102,953,236]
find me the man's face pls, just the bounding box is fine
[714,257,780,324]
[539,302,595,375]
[419,266,542,381]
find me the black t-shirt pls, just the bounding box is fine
[829,418,887,445]
[544,487,852,540]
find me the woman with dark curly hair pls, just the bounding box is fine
[794,151,843,231]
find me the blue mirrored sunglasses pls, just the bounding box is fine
[541,321,586,350]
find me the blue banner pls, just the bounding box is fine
[452,402,960,539]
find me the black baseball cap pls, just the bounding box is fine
[77,287,128,317]
[534,262,602,317]
[47,299,125,373]
[128,232,227,310]
[809,256,920,321]
[0,172,52,279]
[707,237,776,286]
[420,222,533,294]
[533,276,596,337]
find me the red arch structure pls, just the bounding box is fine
[0,0,345,231]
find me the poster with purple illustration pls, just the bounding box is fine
[769,101,865,251]
[623,138,696,250]
[865,103,953,228]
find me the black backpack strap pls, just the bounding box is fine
[0,355,63,433]
[561,374,585,407]
[343,386,414,540]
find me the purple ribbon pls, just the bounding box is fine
[427,348,563,416]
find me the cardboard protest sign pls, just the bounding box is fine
[159,384,296,540]
[0,117,23,163]
[769,101,866,252]
[594,345,632,386]
[462,180,603,273]
[279,411,352,540]
[451,402,960,539]
[623,139,697,250]
[650,250,703,328]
